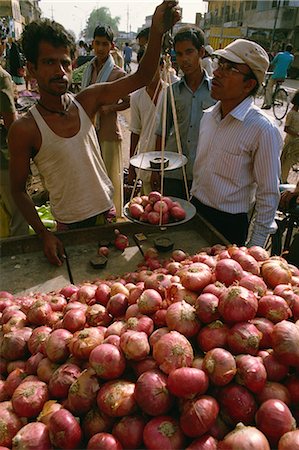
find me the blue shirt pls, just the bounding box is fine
[271,51,294,79]
[156,72,215,180]
[123,46,133,62]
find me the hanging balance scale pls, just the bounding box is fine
[123,54,196,228]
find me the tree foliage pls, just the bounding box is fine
[84,7,120,41]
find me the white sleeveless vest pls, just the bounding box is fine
[31,96,114,223]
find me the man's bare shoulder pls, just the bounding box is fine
[11,111,37,135]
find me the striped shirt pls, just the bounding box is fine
[191,96,283,247]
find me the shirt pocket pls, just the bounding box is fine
[213,151,244,188]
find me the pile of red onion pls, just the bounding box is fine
[1,244,299,449]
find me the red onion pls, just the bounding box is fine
[271,320,299,366]
[217,383,257,426]
[89,343,126,379]
[120,330,150,361]
[67,368,100,415]
[12,380,49,418]
[255,381,291,406]
[112,415,145,449]
[255,399,296,445]
[186,434,218,450]
[45,329,72,363]
[97,379,137,417]
[82,408,114,441]
[278,429,299,449]
[48,408,82,449]
[261,259,292,288]
[197,320,229,352]
[87,432,123,450]
[227,322,262,355]
[134,369,173,415]
[167,367,209,398]
[239,273,267,297]
[68,327,105,360]
[202,348,236,386]
[247,245,269,261]
[218,285,258,323]
[214,259,243,286]
[249,318,274,349]
[12,422,51,450]
[153,330,194,374]
[235,354,267,393]
[143,415,186,450]
[48,363,81,399]
[180,395,219,438]
[257,294,292,323]
[0,401,23,447]
[218,423,270,450]
[258,349,289,381]
[27,326,52,356]
[180,264,212,292]
[166,300,201,337]
[137,289,163,314]
[61,308,86,332]
[195,293,220,323]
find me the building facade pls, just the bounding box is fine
[0,0,41,41]
[201,0,299,54]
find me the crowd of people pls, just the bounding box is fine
[0,0,298,266]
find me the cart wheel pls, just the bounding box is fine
[273,88,289,120]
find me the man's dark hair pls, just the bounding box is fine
[93,25,114,42]
[286,44,293,53]
[136,27,150,41]
[291,89,299,106]
[21,19,76,65]
[174,26,205,51]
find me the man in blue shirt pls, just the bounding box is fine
[263,44,294,109]
[155,26,215,199]
[123,42,133,73]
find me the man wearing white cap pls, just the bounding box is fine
[191,38,283,248]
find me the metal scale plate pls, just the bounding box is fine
[124,196,196,228]
[130,151,187,172]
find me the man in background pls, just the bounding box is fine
[81,25,130,218]
[123,42,133,73]
[0,33,28,236]
[263,43,294,109]
[155,26,215,198]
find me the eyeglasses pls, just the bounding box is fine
[214,58,249,77]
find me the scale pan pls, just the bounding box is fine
[124,196,196,228]
[130,151,188,172]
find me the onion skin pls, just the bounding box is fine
[202,348,236,386]
[167,367,209,398]
[180,395,220,438]
[186,434,218,450]
[134,369,173,416]
[278,429,299,449]
[143,415,186,450]
[255,399,296,445]
[0,401,23,448]
[112,415,145,449]
[48,408,82,449]
[218,286,258,324]
[97,379,137,417]
[217,383,257,426]
[152,330,194,374]
[271,320,299,366]
[218,423,270,450]
[11,422,51,450]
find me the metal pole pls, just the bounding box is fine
[270,0,281,52]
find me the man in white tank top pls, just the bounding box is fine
[8,1,181,266]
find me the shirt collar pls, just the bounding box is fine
[178,70,211,91]
[209,96,254,121]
